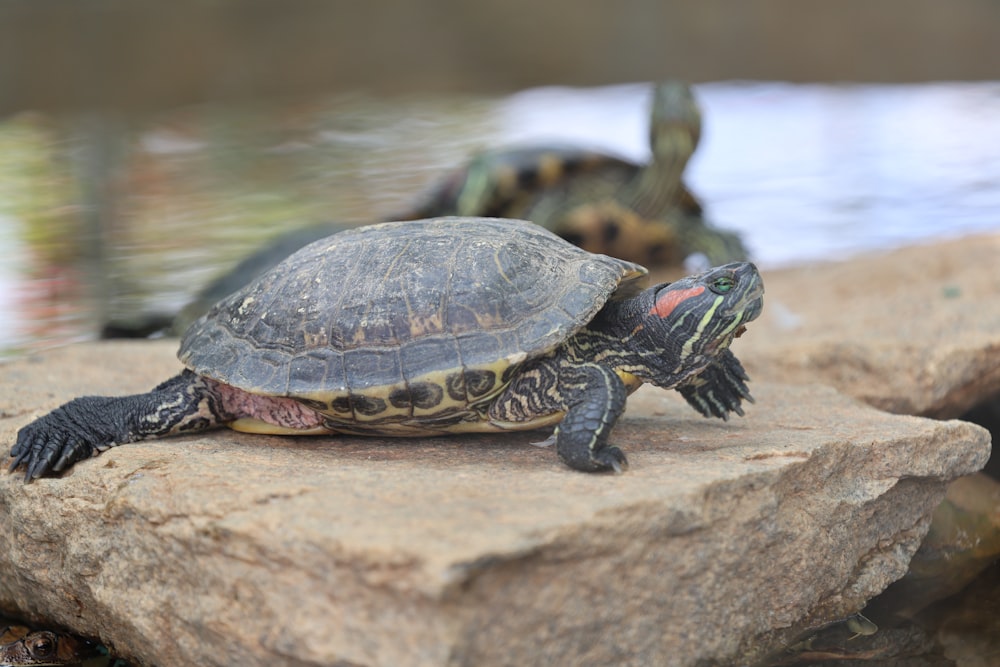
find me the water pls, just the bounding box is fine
[500,81,1000,265]
[0,82,999,356]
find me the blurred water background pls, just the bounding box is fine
[0,81,998,357]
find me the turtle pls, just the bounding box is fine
[0,623,100,666]
[10,217,763,480]
[403,81,747,267]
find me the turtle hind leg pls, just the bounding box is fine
[9,370,226,481]
[490,360,629,473]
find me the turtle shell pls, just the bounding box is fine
[408,145,703,223]
[178,217,646,424]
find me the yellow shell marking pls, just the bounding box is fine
[228,418,331,435]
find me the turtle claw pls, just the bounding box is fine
[25,437,95,481]
[49,435,96,474]
[596,445,629,474]
[27,455,55,482]
[10,429,63,481]
[530,432,557,448]
[7,451,29,478]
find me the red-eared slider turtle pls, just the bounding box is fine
[404,81,747,266]
[11,218,763,479]
[0,624,100,666]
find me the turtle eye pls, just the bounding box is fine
[710,276,735,294]
[28,634,56,658]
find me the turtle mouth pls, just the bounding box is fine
[727,280,765,323]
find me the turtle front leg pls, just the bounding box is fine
[676,349,753,420]
[491,361,629,473]
[9,370,226,480]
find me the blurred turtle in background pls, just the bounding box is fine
[403,81,746,268]
[103,81,746,338]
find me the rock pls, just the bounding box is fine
[0,341,989,667]
[758,613,946,666]
[918,559,1000,666]
[864,472,1000,621]
[961,396,1000,479]
[730,233,1000,419]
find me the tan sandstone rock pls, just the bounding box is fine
[731,233,1000,419]
[0,341,989,667]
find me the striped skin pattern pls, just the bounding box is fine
[10,218,763,479]
[487,261,762,471]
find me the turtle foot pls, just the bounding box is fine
[10,428,93,481]
[558,439,629,474]
[9,397,112,481]
[677,349,753,420]
[595,445,629,474]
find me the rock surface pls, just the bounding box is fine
[865,472,1000,620]
[0,341,989,667]
[730,233,1000,419]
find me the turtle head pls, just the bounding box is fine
[0,627,100,667]
[648,81,702,160]
[634,261,764,387]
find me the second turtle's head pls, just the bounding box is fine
[636,262,764,384]
[648,81,702,159]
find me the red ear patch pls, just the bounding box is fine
[649,285,705,319]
